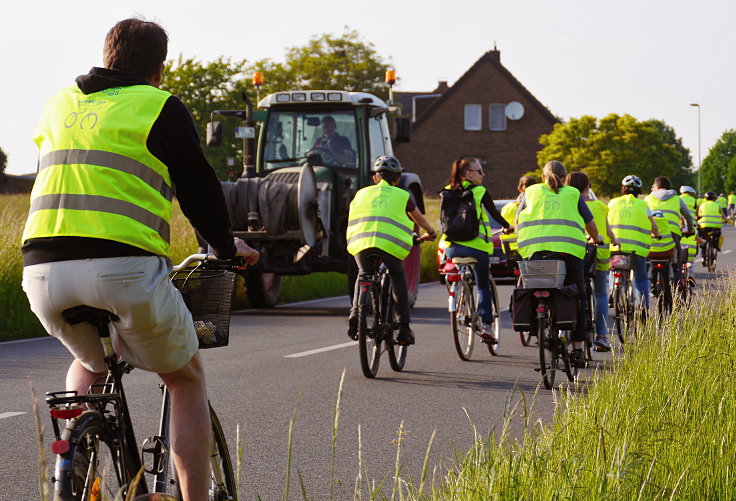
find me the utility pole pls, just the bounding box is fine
[690,103,701,194]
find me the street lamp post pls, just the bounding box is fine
[690,103,701,194]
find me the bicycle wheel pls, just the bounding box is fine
[451,281,475,361]
[519,330,533,346]
[538,309,558,389]
[584,280,594,360]
[613,284,628,345]
[560,331,577,381]
[358,285,381,378]
[54,410,141,501]
[385,279,407,371]
[159,404,238,501]
[708,239,717,272]
[486,278,501,356]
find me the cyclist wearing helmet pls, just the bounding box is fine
[696,191,726,255]
[346,155,436,345]
[717,193,729,217]
[441,157,512,343]
[609,175,660,310]
[516,161,603,368]
[645,176,695,287]
[679,185,698,214]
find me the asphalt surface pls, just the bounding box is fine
[2,226,734,500]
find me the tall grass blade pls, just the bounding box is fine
[283,393,301,501]
[29,379,49,501]
[329,369,345,501]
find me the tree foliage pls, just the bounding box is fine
[0,146,6,176]
[160,29,392,179]
[537,114,693,197]
[700,130,736,194]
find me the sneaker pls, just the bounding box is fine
[594,335,611,352]
[608,293,614,308]
[570,349,587,369]
[480,322,498,344]
[396,324,415,345]
[347,316,358,341]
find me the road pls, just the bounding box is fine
[1,226,733,500]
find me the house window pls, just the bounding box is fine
[489,103,507,131]
[464,104,482,131]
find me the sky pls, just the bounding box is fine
[1,0,733,176]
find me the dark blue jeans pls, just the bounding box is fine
[445,243,494,323]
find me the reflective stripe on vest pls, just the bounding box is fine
[517,184,586,259]
[443,181,494,253]
[608,195,652,257]
[651,217,674,252]
[22,84,173,255]
[698,201,723,228]
[586,200,610,271]
[645,194,682,236]
[346,180,413,259]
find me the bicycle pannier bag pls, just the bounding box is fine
[551,284,577,330]
[511,288,534,332]
[439,187,479,242]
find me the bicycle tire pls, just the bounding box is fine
[358,285,381,378]
[451,280,475,361]
[159,403,238,501]
[561,331,577,382]
[708,238,717,273]
[584,280,594,361]
[613,284,627,345]
[385,278,407,371]
[538,309,557,389]
[519,330,533,346]
[54,410,142,501]
[486,278,501,356]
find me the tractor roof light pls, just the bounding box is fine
[253,72,264,87]
[385,69,396,86]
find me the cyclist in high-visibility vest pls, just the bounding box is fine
[679,185,697,215]
[499,175,537,258]
[20,19,259,501]
[728,191,736,222]
[718,193,729,217]
[697,191,726,258]
[608,175,661,310]
[565,171,618,352]
[346,155,436,345]
[645,176,695,289]
[441,157,512,343]
[516,161,603,369]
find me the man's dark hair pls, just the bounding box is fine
[376,170,400,185]
[103,18,168,81]
[321,115,336,126]
[652,176,672,190]
[621,185,641,196]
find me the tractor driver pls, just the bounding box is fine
[312,115,354,165]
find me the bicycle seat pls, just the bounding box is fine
[62,306,119,327]
[451,257,478,265]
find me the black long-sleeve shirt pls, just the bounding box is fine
[22,67,236,266]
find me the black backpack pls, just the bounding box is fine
[439,186,480,242]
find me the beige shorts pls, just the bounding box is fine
[22,256,198,374]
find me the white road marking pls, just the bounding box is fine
[0,336,55,346]
[0,412,26,420]
[722,249,732,254]
[284,341,356,358]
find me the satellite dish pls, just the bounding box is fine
[297,163,318,247]
[505,101,525,120]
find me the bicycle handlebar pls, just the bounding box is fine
[172,253,246,272]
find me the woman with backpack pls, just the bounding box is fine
[515,161,603,369]
[440,157,511,343]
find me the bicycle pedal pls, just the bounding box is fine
[141,435,167,474]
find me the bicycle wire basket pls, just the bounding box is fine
[610,253,632,271]
[518,260,566,288]
[171,268,237,349]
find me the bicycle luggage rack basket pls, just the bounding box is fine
[518,260,566,288]
[610,253,632,271]
[171,269,237,349]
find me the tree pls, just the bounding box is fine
[537,114,693,198]
[0,146,7,189]
[700,130,736,194]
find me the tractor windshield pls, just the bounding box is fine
[263,110,358,170]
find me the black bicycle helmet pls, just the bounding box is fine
[373,155,402,173]
[705,191,717,201]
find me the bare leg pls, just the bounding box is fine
[66,359,106,396]
[159,353,210,501]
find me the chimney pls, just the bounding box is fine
[433,81,449,94]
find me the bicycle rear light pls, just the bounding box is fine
[533,291,550,298]
[50,408,83,419]
[514,269,521,276]
[536,306,546,313]
[446,273,462,283]
[653,262,665,269]
[51,440,70,454]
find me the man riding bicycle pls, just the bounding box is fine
[20,18,258,501]
[346,155,436,345]
[697,191,726,256]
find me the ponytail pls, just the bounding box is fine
[543,160,567,194]
[447,157,478,190]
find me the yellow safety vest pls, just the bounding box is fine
[729,194,736,204]
[697,200,723,229]
[608,195,652,258]
[22,84,174,256]
[680,234,697,262]
[718,196,728,209]
[650,216,675,254]
[499,200,519,253]
[443,180,494,254]
[645,193,683,237]
[680,194,696,214]
[347,179,413,259]
[517,184,586,259]
[586,200,610,271]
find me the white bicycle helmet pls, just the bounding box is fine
[622,175,642,188]
[679,185,696,195]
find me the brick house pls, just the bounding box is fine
[393,49,558,199]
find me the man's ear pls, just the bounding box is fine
[148,62,164,88]
[373,174,381,184]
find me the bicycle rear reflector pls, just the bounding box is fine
[446,274,462,282]
[533,291,550,298]
[50,408,83,419]
[52,440,70,454]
